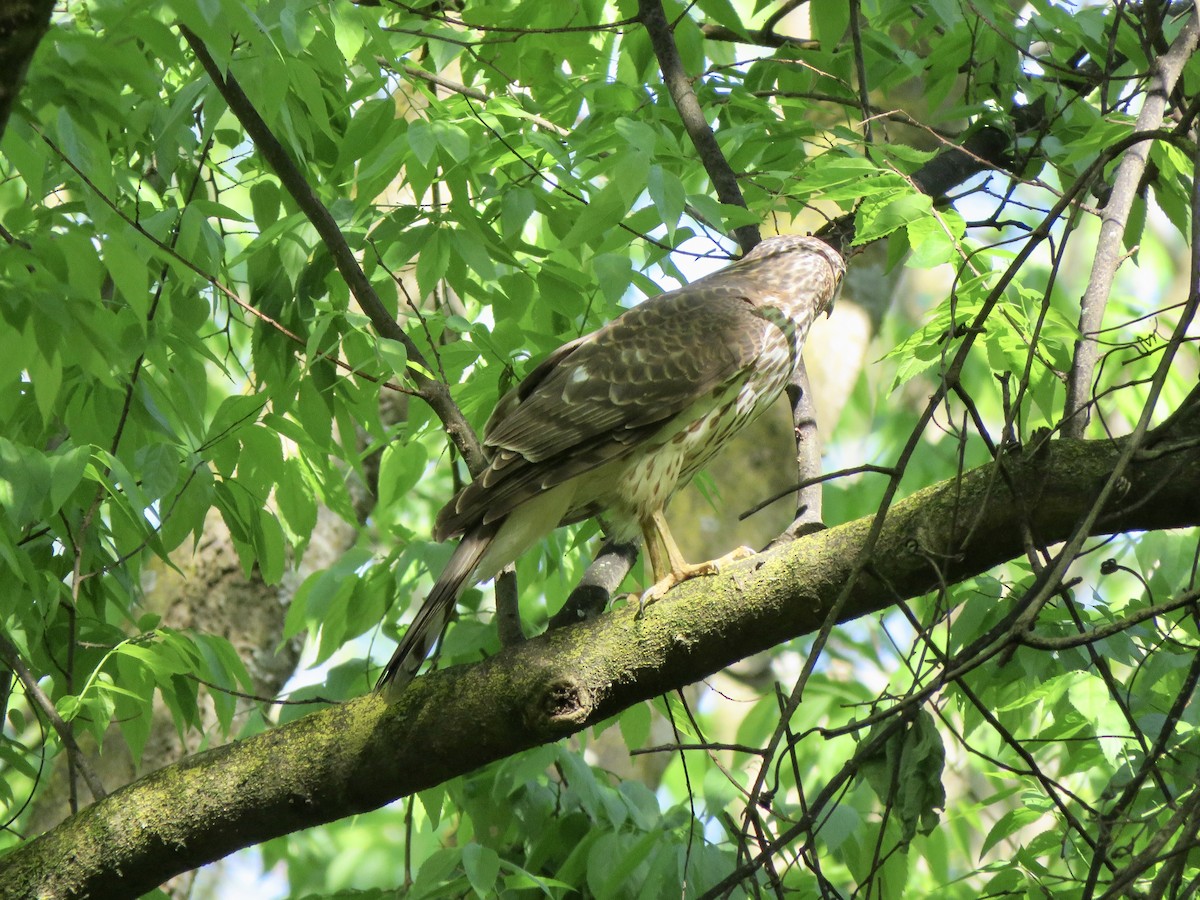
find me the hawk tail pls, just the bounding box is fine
[376,522,499,700]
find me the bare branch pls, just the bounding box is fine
[1063,10,1200,438]
[639,0,761,253]
[782,364,825,534]
[699,22,818,50]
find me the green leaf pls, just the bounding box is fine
[855,191,934,244]
[134,442,182,502]
[331,9,366,60]
[275,456,318,545]
[28,348,62,428]
[811,0,851,46]
[377,441,428,513]
[103,233,150,318]
[432,119,472,163]
[451,229,498,282]
[416,228,451,298]
[283,547,371,644]
[414,847,463,893]
[981,805,1045,858]
[251,507,287,584]
[859,710,946,847]
[500,188,536,240]
[695,0,747,35]
[462,843,501,897]
[376,337,409,379]
[592,252,632,304]
[617,701,650,749]
[47,443,91,515]
[407,119,436,167]
[905,208,964,268]
[559,181,629,249]
[188,198,250,223]
[647,164,685,230]
[418,783,446,829]
[0,438,51,526]
[205,393,269,446]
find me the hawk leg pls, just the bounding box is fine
[636,510,754,612]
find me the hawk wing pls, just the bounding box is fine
[434,285,771,540]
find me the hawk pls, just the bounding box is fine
[377,235,846,697]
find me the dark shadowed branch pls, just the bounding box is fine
[0,0,54,140]
[638,0,761,254]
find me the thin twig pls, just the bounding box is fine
[631,742,767,756]
[388,60,568,136]
[1019,589,1200,649]
[849,0,873,146]
[740,464,899,520]
[0,632,107,802]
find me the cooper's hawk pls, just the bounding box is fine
[377,235,845,697]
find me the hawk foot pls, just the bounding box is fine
[634,545,756,617]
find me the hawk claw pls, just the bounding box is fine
[634,545,756,617]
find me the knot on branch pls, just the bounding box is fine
[529,675,595,733]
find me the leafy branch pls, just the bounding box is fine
[180,25,487,474]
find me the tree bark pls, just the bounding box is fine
[0,0,54,139]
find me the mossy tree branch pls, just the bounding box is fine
[3,403,1199,899]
